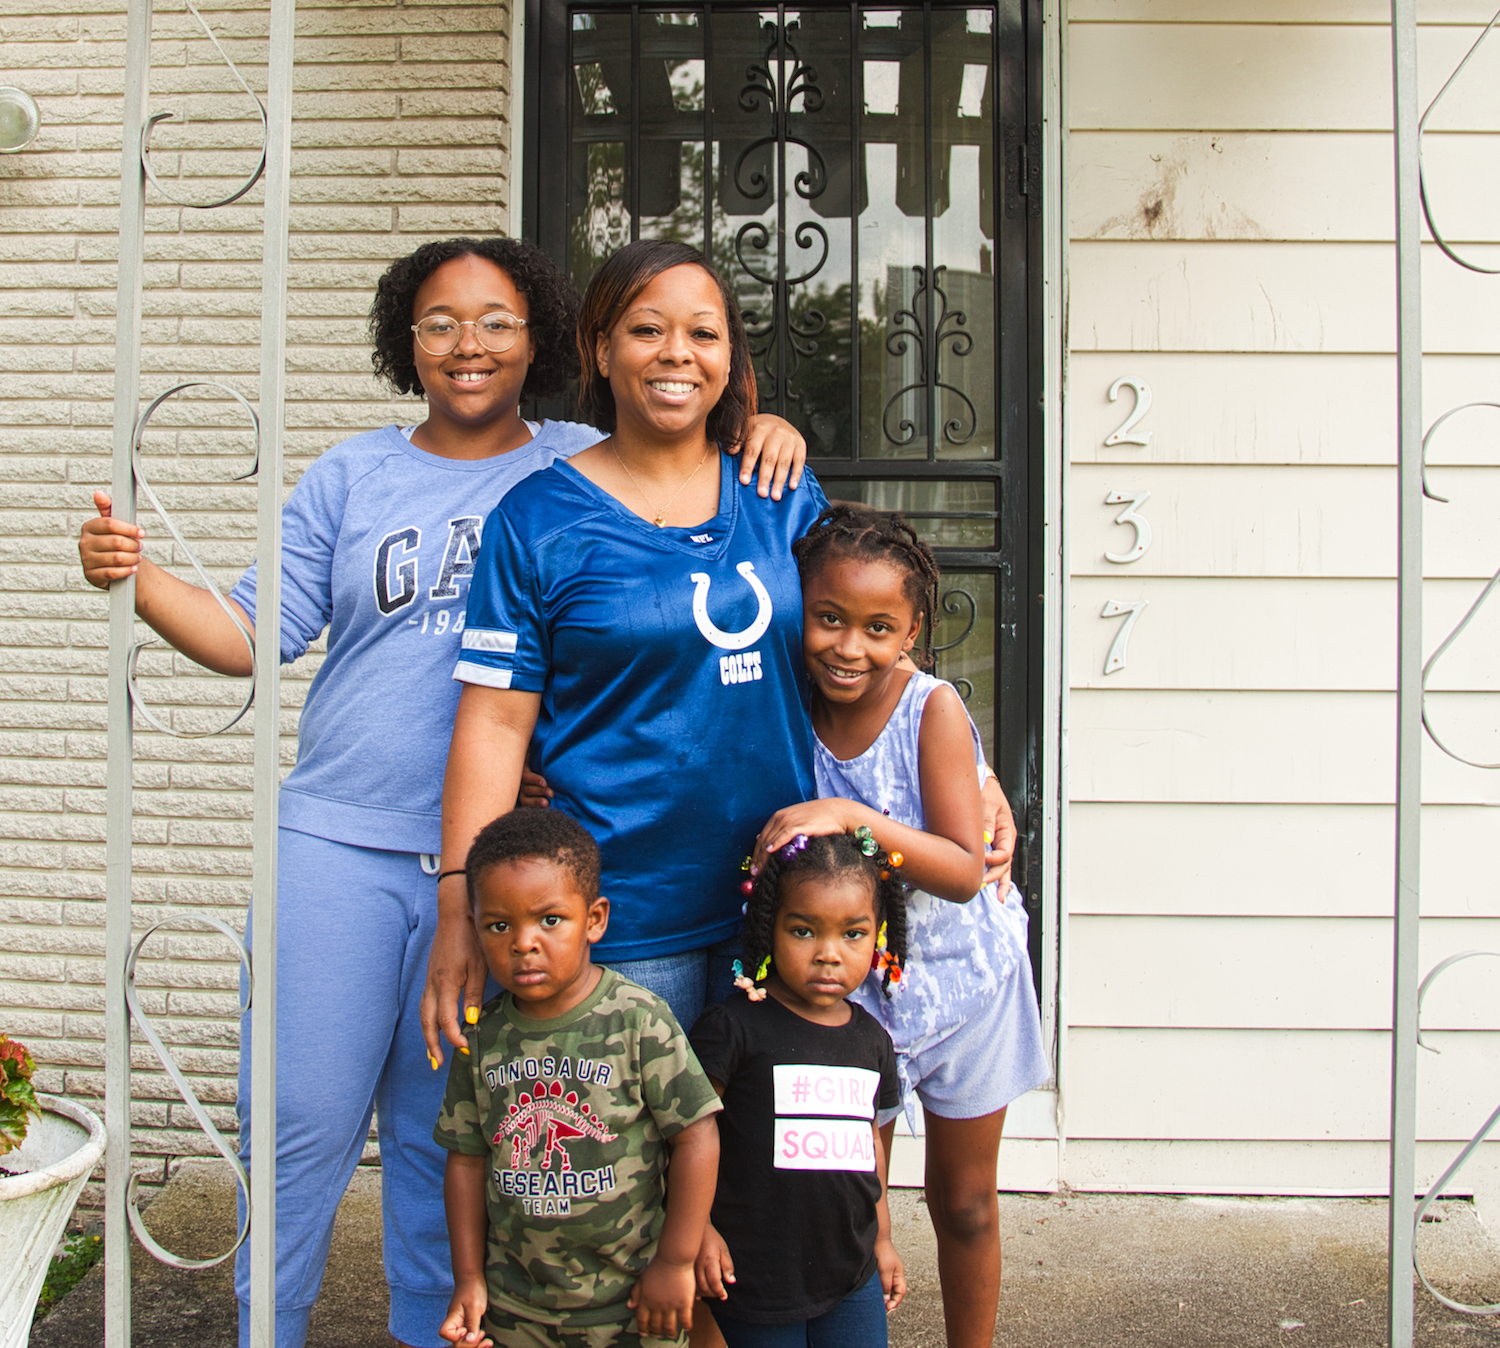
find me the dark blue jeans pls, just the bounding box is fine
[713,1272,888,1348]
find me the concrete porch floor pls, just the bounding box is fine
[28,1161,1500,1347]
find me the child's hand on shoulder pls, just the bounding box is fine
[516,768,553,809]
[629,1254,697,1338]
[694,1221,735,1300]
[875,1236,906,1311]
[438,1276,493,1348]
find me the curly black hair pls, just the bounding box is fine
[367,237,581,402]
[741,833,909,1000]
[465,808,601,905]
[792,502,942,670]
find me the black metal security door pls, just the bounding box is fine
[525,0,1045,969]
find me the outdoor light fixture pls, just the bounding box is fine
[0,88,41,152]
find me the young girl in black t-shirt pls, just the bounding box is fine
[688,832,908,1348]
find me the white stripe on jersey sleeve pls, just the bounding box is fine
[461,628,519,654]
[453,661,514,689]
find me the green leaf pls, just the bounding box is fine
[0,1035,40,1157]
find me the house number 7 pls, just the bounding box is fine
[1101,599,1147,675]
[1104,490,1152,564]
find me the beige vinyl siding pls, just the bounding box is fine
[1072,690,1500,806]
[1069,23,1500,131]
[1068,1029,1500,1140]
[1071,917,1500,1029]
[1069,803,1500,917]
[1068,353,1500,466]
[0,0,512,1206]
[1065,6,1500,1192]
[1064,1140,1494,1198]
[1069,3,1500,20]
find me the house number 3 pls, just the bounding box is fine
[1104,489,1152,564]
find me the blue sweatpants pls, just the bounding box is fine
[235,829,454,1348]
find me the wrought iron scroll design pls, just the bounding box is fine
[124,917,253,1269]
[141,0,268,209]
[1419,404,1500,768]
[128,382,259,738]
[733,18,830,407]
[1417,6,1500,276]
[1412,951,1500,1315]
[119,0,270,1284]
[932,586,977,702]
[881,264,977,450]
[1408,24,1500,1317]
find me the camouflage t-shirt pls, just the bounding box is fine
[433,968,723,1326]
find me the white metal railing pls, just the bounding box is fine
[104,0,295,1344]
[1388,4,1500,1344]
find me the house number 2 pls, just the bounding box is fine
[1105,376,1153,447]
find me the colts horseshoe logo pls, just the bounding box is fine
[689,562,773,651]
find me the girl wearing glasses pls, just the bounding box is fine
[75,237,805,1348]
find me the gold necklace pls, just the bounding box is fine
[609,443,712,527]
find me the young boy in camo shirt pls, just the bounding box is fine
[434,809,722,1348]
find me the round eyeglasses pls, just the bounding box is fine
[411,312,528,356]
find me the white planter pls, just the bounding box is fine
[0,1095,107,1348]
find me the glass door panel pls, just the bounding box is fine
[534,0,1039,925]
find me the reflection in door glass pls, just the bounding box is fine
[824,478,997,549]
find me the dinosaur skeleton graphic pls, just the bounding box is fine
[497,1078,617,1171]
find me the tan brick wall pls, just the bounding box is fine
[0,0,513,1206]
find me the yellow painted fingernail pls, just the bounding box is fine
[465,1006,479,1025]
[459,1044,470,1056]
[984,830,993,845]
[429,1054,439,1071]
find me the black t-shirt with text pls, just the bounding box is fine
[689,991,900,1324]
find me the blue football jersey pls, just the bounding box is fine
[457,454,828,959]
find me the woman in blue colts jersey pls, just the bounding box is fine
[77,236,806,1348]
[426,239,832,1053]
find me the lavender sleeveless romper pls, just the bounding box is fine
[814,670,1049,1121]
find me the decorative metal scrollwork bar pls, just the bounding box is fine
[141,0,269,210]
[931,587,978,703]
[105,0,295,1340]
[123,917,254,1269]
[127,382,259,738]
[1418,403,1500,769]
[1417,5,1500,275]
[1411,951,1500,1315]
[932,586,977,653]
[882,265,977,450]
[733,12,831,410]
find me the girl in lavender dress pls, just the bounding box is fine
[751,503,1047,1348]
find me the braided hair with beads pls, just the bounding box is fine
[737,831,910,1000]
[791,502,943,670]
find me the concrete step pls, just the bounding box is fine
[27,1161,1500,1346]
